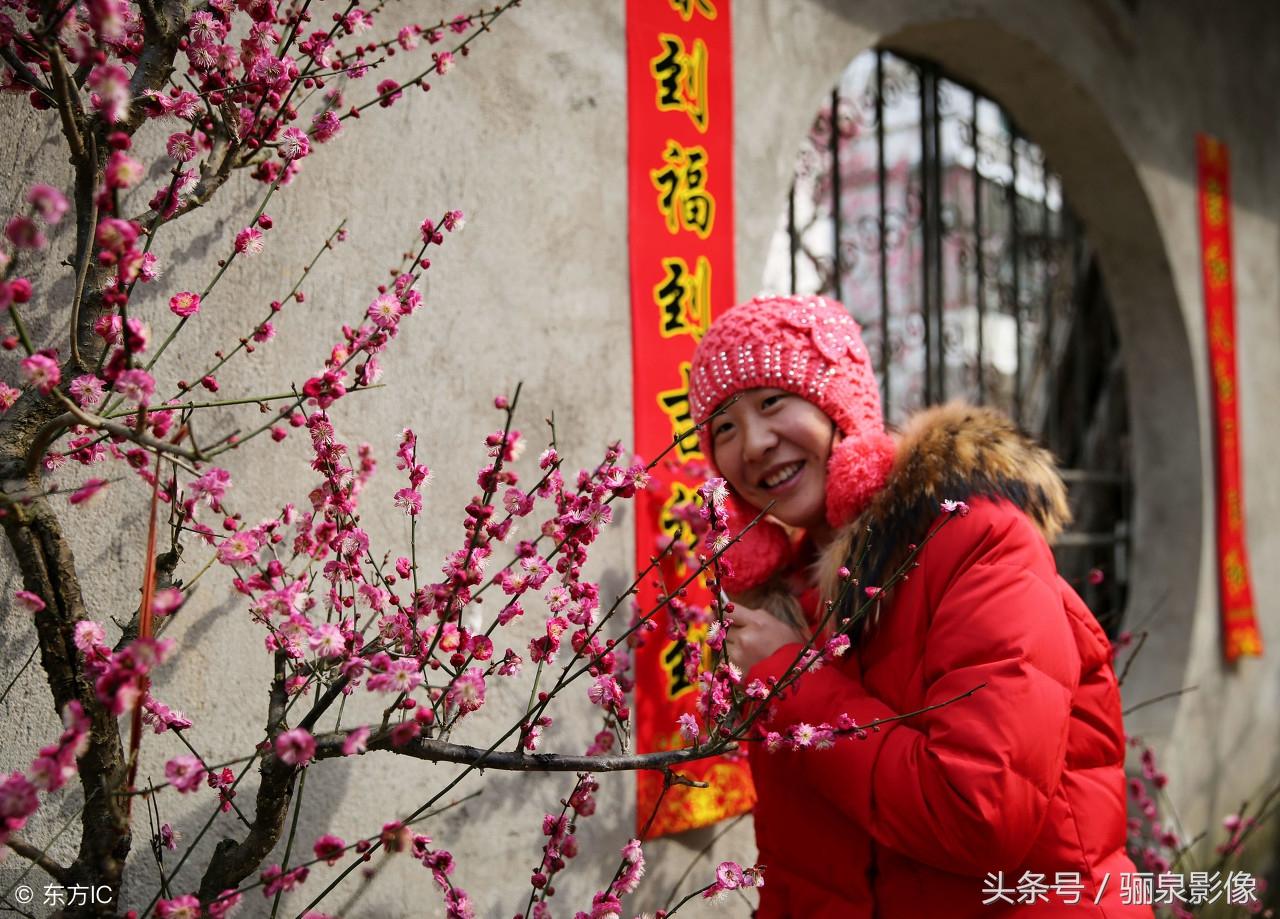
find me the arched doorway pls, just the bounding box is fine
[732,14,1203,740]
[762,48,1132,631]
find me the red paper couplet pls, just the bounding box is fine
[1195,134,1264,663]
[627,0,755,836]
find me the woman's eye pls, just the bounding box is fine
[761,394,785,410]
[712,420,734,440]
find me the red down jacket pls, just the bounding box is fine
[739,405,1152,919]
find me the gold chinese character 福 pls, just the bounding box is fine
[651,141,715,238]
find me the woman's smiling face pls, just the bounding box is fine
[710,387,836,532]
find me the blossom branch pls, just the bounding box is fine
[142,176,287,375]
[141,683,322,917]
[660,813,748,909]
[68,130,101,373]
[104,386,381,419]
[25,405,201,479]
[0,45,54,101]
[46,44,86,163]
[0,487,132,902]
[176,221,349,403]
[664,880,717,916]
[309,731,725,773]
[3,837,72,886]
[346,0,523,117]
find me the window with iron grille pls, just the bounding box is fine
[762,49,1133,633]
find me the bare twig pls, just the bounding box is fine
[0,643,40,708]
[1123,685,1198,717]
[1116,629,1148,687]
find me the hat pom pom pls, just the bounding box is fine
[825,430,895,528]
[718,492,794,593]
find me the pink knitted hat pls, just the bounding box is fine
[689,293,895,590]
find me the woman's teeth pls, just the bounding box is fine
[763,463,802,488]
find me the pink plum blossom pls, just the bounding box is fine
[143,698,193,733]
[274,728,316,766]
[446,667,486,715]
[69,479,109,506]
[169,291,201,317]
[613,838,645,895]
[166,133,198,161]
[27,184,68,223]
[311,110,342,143]
[95,217,139,254]
[217,529,261,564]
[308,622,345,657]
[87,64,131,122]
[367,658,423,694]
[342,726,369,756]
[152,587,185,617]
[70,374,106,407]
[234,226,264,255]
[114,368,156,405]
[155,894,201,919]
[278,127,311,160]
[394,487,422,516]
[74,621,106,654]
[164,755,206,793]
[14,590,45,614]
[105,150,143,189]
[376,78,403,107]
[5,216,46,250]
[313,833,346,864]
[677,712,700,744]
[397,26,419,50]
[0,771,39,842]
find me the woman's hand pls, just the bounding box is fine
[724,604,806,675]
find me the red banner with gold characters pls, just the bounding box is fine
[1196,134,1264,663]
[627,0,754,836]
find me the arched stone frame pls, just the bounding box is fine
[733,13,1202,744]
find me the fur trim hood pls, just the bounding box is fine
[723,402,1070,624]
[816,401,1071,610]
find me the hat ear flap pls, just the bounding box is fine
[825,430,895,528]
[717,491,794,594]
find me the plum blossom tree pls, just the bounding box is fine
[0,1,966,916]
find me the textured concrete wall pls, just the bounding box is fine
[2,1,1278,916]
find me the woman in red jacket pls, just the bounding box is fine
[688,293,1152,918]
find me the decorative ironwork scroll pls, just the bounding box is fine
[763,50,1133,631]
